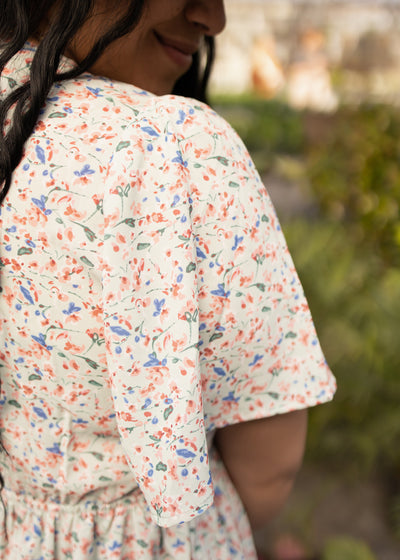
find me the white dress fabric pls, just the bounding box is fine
[0,44,336,558]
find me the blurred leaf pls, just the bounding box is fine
[322,536,376,560]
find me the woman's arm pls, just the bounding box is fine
[214,409,307,529]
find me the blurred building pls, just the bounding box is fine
[211,0,400,109]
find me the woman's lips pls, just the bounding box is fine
[155,32,198,69]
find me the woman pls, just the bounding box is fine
[0,1,336,558]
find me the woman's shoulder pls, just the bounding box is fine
[154,93,237,138]
[6,45,239,146]
[57,71,238,141]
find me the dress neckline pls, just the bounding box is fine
[23,40,78,74]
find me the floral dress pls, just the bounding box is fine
[0,44,336,559]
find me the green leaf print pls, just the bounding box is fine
[261,214,270,222]
[254,283,266,292]
[164,405,173,420]
[90,452,104,461]
[268,392,280,400]
[185,310,198,323]
[8,400,21,408]
[229,181,239,188]
[123,218,136,227]
[137,243,151,250]
[156,462,168,472]
[186,262,196,273]
[116,141,131,152]
[80,256,94,267]
[91,333,105,346]
[72,220,97,242]
[88,379,102,387]
[48,112,67,118]
[99,476,113,482]
[17,247,33,256]
[137,540,149,549]
[209,332,223,342]
[83,357,99,369]
[28,374,42,381]
[6,77,17,88]
[285,332,297,339]
[83,227,96,242]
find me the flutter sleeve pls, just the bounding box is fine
[101,98,213,528]
[172,99,336,430]
[101,94,336,528]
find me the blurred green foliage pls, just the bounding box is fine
[322,536,376,560]
[284,220,400,477]
[215,97,400,481]
[306,106,400,267]
[214,97,305,174]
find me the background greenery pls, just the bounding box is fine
[214,97,400,554]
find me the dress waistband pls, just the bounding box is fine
[1,484,143,517]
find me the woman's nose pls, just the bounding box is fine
[185,0,226,37]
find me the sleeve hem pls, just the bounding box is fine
[209,384,337,431]
[149,497,214,528]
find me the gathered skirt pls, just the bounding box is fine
[0,448,257,559]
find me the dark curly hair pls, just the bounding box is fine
[0,0,215,205]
